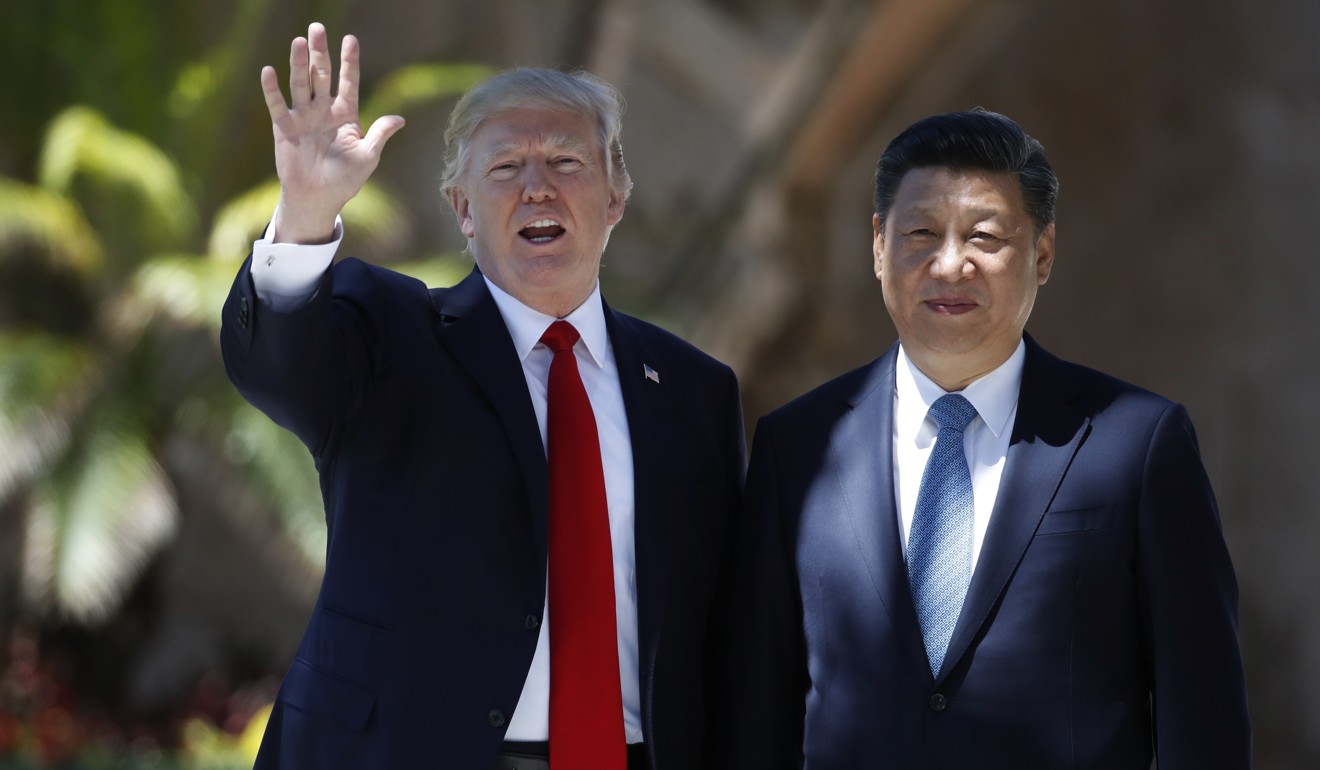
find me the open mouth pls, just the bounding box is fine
[520,218,566,244]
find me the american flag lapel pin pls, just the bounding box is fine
[643,363,660,384]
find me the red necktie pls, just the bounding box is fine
[541,321,626,770]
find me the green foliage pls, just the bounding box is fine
[0,332,97,503]
[179,704,270,768]
[361,62,496,127]
[208,178,409,259]
[168,54,236,124]
[0,45,485,625]
[1,67,486,622]
[122,254,241,332]
[341,182,409,254]
[392,253,474,289]
[2,107,279,625]
[0,5,496,766]
[25,405,179,623]
[0,177,103,275]
[222,402,326,567]
[38,107,197,245]
[206,180,282,259]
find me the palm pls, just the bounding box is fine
[261,23,404,241]
[272,108,371,196]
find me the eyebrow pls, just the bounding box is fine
[543,134,594,156]
[895,206,1015,228]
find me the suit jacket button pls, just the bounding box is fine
[525,614,541,630]
[489,709,506,727]
[929,693,947,712]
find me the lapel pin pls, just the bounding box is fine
[643,363,660,384]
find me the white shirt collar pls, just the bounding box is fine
[895,339,1026,440]
[482,276,608,368]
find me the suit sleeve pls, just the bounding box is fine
[1137,403,1252,768]
[220,256,385,458]
[708,417,806,770]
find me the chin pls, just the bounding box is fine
[912,333,988,357]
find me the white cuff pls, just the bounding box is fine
[250,213,344,312]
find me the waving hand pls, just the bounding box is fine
[260,23,405,244]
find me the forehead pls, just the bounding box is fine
[891,166,1027,219]
[469,107,603,156]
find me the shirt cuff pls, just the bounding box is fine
[250,213,344,312]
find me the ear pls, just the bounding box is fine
[1035,222,1056,285]
[605,185,626,227]
[449,187,475,239]
[872,212,885,280]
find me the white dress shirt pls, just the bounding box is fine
[248,214,342,310]
[249,221,644,743]
[892,341,1025,572]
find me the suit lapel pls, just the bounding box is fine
[604,306,672,681]
[939,337,1091,681]
[833,346,934,677]
[430,268,551,572]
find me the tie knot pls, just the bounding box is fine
[541,320,581,353]
[928,393,977,432]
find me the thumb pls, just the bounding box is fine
[363,114,406,158]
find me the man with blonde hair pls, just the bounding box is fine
[222,23,744,770]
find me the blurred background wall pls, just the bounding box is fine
[0,0,1314,766]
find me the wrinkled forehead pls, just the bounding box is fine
[892,166,1027,215]
[468,109,604,159]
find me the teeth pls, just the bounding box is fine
[527,219,560,228]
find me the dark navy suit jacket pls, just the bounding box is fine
[711,336,1250,769]
[221,259,745,769]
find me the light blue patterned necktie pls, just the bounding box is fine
[907,393,978,677]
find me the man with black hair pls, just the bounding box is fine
[711,110,1251,769]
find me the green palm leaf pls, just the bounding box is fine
[0,176,104,275]
[0,332,99,503]
[23,405,178,623]
[37,105,197,243]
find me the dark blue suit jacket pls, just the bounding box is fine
[221,259,745,769]
[711,336,1250,769]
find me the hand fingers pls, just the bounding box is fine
[337,34,361,111]
[307,22,332,102]
[288,35,310,108]
[260,65,291,123]
[362,115,406,158]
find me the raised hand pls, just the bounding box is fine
[260,22,405,244]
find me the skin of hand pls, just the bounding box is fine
[259,22,405,244]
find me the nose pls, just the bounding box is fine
[930,236,972,281]
[521,164,556,203]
